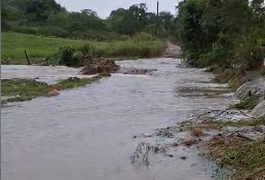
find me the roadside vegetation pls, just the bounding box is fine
[156,113,265,180]
[178,114,265,180]
[177,0,265,71]
[203,115,265,180]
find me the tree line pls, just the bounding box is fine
[177,0,265,69]
[1,0,179,41]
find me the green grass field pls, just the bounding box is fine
[1,32,166,64]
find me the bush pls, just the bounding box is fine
[57,46,81,67]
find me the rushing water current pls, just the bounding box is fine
[1,58,236,180]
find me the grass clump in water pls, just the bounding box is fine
[199,115,265,128]
[1,79,51,102]
[212,68,247,91]
[220,116,265,127]
[1,75,105,104]
[229,95,260,110]
[213,69,237,83]
[190,127,204,137]
[52,76,103,90]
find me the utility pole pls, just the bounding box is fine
[155,1,159,37]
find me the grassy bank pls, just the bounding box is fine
[207,66,264,110]
[208,66,247,91]
[155,112,265,180]
[201,66,265,179]
[167,65,265,179]
[1,75,108,104]
[177,114,265,180]
[203,116,265,180]
[1,32,166,65]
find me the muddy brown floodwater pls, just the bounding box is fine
[1,58,237,180]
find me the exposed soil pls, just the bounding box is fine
[161,40,182,58]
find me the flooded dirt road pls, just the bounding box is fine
[1,58,236,180]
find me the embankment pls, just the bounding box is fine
[212,67,264,117]
[151,65,264,179]
[175,67,265,179]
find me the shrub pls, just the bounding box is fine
[57,46,79,67]
[191,127,204,137]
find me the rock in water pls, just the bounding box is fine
[253,125,265,133]
[68,77,80,81]
[48,89,60,96]
[122,68,157,75]
[80,58,157,75]
[250,100,265,118]
[79,59,120,75]
[97,66,120,74]
[79,66,98,75]
[181,136,202,147]
[180,156,187,160]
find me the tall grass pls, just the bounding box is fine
[1,32,85,60]
[1,32,166,64]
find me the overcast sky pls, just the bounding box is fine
[56,0,180,18]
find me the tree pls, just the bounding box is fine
[176,0,265,69]
[81,9,98,17]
